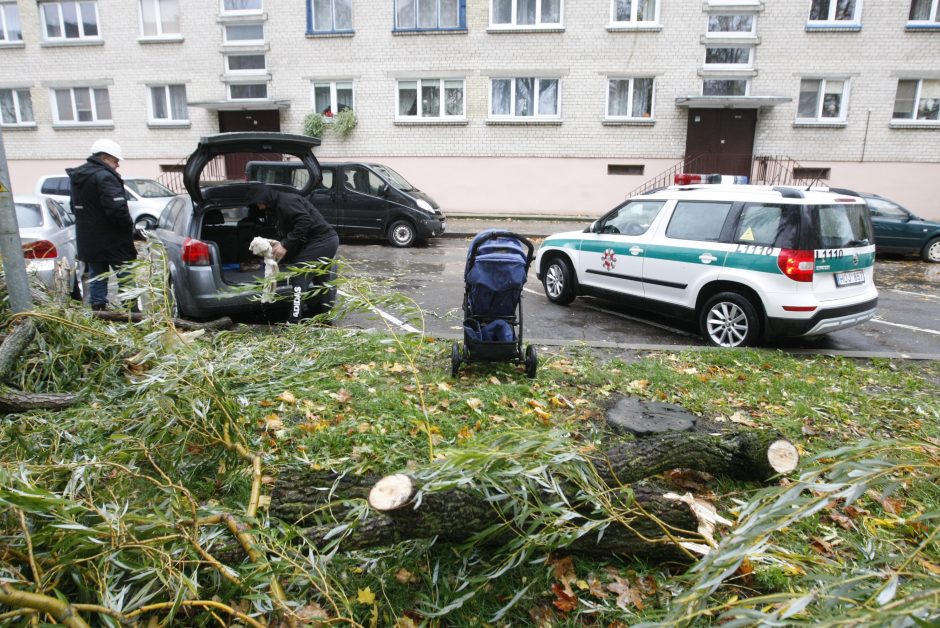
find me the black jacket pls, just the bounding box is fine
[246,184,336,260]
[67,156,136,264]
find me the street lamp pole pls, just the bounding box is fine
[0,127,33,313]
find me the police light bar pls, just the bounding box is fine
[674,173,749,185]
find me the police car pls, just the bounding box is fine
[534,181,878,347]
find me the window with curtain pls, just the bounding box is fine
[149,84,188,123]
[491,0,561,26]
[490,77,559,117]
[313,80,354,117]
[607,78,653,119]
[310,0,352,32]
[397,79,465,119]
[229,83,267,99]
[809,0,859,22]
[52,86,111,123]
[224,22,263,43]
[908,0,940,22]
[139,0,180,37]
[797,79,847,120]
[395,0,463,30]
[0,89,34,125]
[893,79,940,121]
[0,2,23,42]
[40,1,100,41]
[611,0,657,23]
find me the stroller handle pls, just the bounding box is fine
[467,230,535,272]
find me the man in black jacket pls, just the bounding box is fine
[67,139,137,311]
[245,182,339,323]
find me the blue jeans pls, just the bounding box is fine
[86,261,131,309]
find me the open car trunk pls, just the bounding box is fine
[197,198,279,285]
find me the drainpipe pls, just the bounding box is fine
[860,108,871,162]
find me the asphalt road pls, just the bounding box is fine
[337,232,940,359]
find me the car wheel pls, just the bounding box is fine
[388,220,416,247]
[135,215,158,230]
[700,292,761,348]
[524,344,537,378]
[167,277,186,319]
[542,257,576,305]
[451,342,461,377]
[922,237,940,263]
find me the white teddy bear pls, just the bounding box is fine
[249,237,281,303]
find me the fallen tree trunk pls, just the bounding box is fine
[0,389,79,412]
[0,319,36,380]
[92,311,234,331]
[270,430,797,559]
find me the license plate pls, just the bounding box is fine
[834,270,865,287]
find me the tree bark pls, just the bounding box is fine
[0,389,79,412]
[0,319,36,381]
[91,311,234,331]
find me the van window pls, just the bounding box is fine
[735,203,799,247]
[666,201,733,241]
[319,169,333,189]
[811,204,872,248]
[15,203,43,228]
[41,177,70,195]
[600,200,664,235]
[344,166,383,196]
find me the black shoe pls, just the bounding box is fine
[91,303,108,312]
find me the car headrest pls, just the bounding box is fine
[203,210,224,225]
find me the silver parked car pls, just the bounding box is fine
[15,194,80,295]
[152,132,322,320]
[36,174,177,230]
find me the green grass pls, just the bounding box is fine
[0,295,938,626]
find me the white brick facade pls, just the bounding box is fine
[2,0,939,218]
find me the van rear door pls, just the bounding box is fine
[807,203,877,304]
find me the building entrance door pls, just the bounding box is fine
[218,110,282,180]
[684,109,756,177]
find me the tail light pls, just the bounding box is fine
[182,237,211,266]
[23,240,58,259]
[777,249,815,282]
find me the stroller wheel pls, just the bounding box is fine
[451,342,461,377]
[524,344,537,378]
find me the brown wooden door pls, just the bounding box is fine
[684,109,756,177]
[218,110,282,180]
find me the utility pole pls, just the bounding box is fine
[0,127,33,313]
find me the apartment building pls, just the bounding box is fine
[1,0,939,218]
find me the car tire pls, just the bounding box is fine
[388,220,416,248]
[922,237,940,263]
[700,292,761,348]
[542,257,576,305]
[168,277,186,319]
[135,215,158,230]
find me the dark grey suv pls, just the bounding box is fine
[153,132,322,319]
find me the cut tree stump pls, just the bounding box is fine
[269,429,798,560]
[605,397,698,435]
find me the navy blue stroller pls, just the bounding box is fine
[451,230,537,378]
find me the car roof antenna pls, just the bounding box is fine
[805,170,824,192]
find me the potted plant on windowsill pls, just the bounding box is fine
[332,108,357,137]
[303,112,327,139]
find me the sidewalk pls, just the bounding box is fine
[443,214,593,239]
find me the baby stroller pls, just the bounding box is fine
[451,229,537,378]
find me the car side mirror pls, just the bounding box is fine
[588,220,599,233]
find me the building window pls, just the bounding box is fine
[222,0,262,13]
[223,22,263,43]
[395,0,464,30]
[893,79,940,121]
[0,2,23,42]
[797,79,847,121]
[226,53,266,72]
[703,79,748,96]
[0,89,34,126]
[40,1,100,41]
[490,77,559,118]
[610,0,657,24]
[808,0,860,23]
[397,79,465,119]
[491,0,562,27]
[139,0,180,37]
[229,83,267,100]
[309,0,352,33]
[149,85,187,123]
[706,14,755,36]
[313,80,354,116]
[51,87,111,124]
[607,78,653,119]
[704,47,752,66]
[909,0,940,22]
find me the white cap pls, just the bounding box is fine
[90,138,123,161]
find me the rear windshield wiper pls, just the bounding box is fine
[846,239,870,247]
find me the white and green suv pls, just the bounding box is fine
[535,184,878,347]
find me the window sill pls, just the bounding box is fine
[889,120,940,129]
[0,41,25,49]
[138,34,184,44]
[603,118,655,126]
[486,26,565,34]
[53,122,114,130]
[606,24,662,32]
[700,34,760,45]
[792,120,847,128]
[392,28,468,36]
[223,73,272,84]
[217,12,269,23]
[40,39,105,48]
[905,23,940,31]
[486,118,562,125]
[148,121,191,129]
[804,23,862,32]
[703,1,764,12]
[394,119,468,126]
[0,123,37,130]
[305,30,355,38]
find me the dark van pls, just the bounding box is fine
[245,160,446,247]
